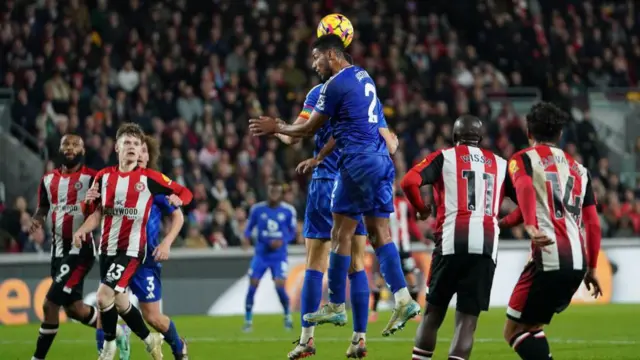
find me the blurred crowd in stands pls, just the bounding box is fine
[1,0,640,253]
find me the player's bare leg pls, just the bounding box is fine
[140,302,188,360]
[346,235,369,359]
[32,298,98,360]
[369,271,384,322]
[365,216,420,336]
[289,238,330,359]
[413,303,448,360]
[97,285,162,360]
[503,319,552,360]
[448,311,479,360]
[303,213,357,326]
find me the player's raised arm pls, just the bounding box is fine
[277,85,323,144]
[145,169,193,206]
[400,150,445,218]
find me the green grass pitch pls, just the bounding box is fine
[2,305,638,359]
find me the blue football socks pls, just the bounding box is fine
[162,320,184,354]
[245,284,258,323]
[375,243,407,294]
[349,270,370,333]
[328,252,351,304]
[301,269,324,327]
[96,328,104,352]
[276,286,291,316]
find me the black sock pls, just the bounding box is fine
[100,303,120,341]
[33,323,59,359]
[372,289,381,311]
[510,330,553,360]
[410,287,419,301]
[119,303,151,340]
[81,306,98,328]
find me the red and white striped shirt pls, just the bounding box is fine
[508,145,596,271]
[401,145,510,262]
[92,166,193,258]
[38,166,96,258]
[390,196,422,252]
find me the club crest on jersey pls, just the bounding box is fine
[134,182,146,192]
[277,212,286,221]
[74,182,83,190]
[509,160,519,175]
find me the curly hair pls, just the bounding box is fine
[115,122,144,141]
[143,135,160,171]
[525,102,570,143]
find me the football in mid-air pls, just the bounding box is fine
[317,13,354,48]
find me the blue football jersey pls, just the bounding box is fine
[244,201,297,260]
[314,66,388,156]
[304,81,388,180]
[143,195,177,268]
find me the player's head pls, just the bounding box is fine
[312,34,347,81]
[526,102,569,145]
[452,115,483,146]
[267,179,284,205]
[139,135,160,170]
[58,133,85,168]
[115,123,144,164]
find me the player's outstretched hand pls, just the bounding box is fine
[84,183,100,204]
[584,268,603,298]
[72,231,86,248]
[166,194,183,207]
[28,218,42,234]
[249,116,279,136]
[153,241,171,261]
[524,225,555,253]
[296,158,320,174]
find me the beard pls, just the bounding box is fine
[59,152,85,168]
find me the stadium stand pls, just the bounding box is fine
[1,0,639,253]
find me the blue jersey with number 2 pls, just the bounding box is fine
[314,66,388,156]
[314,65,395,218]
[303,83,388,180]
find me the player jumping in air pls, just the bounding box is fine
[499,102,602,360]
[277,80,397,359]
[27,133,127,360]
[402,115,521,360]
[91,135,189,359]
[249,34,420,338]
[74,123,193,360]
[241,180,297,333]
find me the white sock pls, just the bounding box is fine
[143,334,154,346]
[115,324,124,338]
[301,326,315,343]
[394,287,412,306]
[103,340,116,351]
[352,332,366,342]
